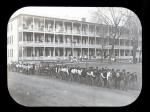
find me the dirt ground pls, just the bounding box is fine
[7,67,141,106]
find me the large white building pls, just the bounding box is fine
[7,14,142,64]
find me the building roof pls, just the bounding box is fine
[10,13,111,27]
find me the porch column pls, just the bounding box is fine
[54,47,55,57]
[128,50,130,57]
[95,25,96,36]
[108,48,109,56]
[95,48,96,57]
[63,20,65,33]
[33,47,35,59]
[22,47,23,60]
[21,17,24,60]
[123,49,125,57]
[53,19,55,32]
[44,47,45,57]
[63,47,65,58]
[94,26,96,58]
[88,24,89,59]
[88,48,89,59]
[22,16,24,43]
[33,17,34,30]
[88,24,89,44]
[43,20,46,58]
[49,48,51,57]
[119,49,121,59]
[130,50,132,56]
[43,17,45,42]
[72,22,73,56]
[88,24,89,36]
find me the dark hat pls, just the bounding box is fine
[122,69,125,71]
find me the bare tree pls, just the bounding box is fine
[124,11,142,63]
[91,8,129,63]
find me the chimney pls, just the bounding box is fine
[81,18,86,22]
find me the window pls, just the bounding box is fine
[131,50,133,56]
[55,48,58,56]
[115,49,119,56]
[12,36,13,44]
[120,49,124,56]
[27,35,33,42]
[23,16,33,30]
[9,36,11,44]
[103,38,108,45]
[11,36,12,44]
[131,40,134,46]
[125,40,130,46]
[120,39,124,46]
[12,49,13,57]
[125,50,130,56]
[45,48,50,56]
[27,47,33,57]
[128,40,131,46]
[39,48,44,56]
[19,47,22,57]
[34,17,44,31]
[9,49,11,57]
[10,36,11,44]
[10,49,12,57]
[23,32,33,42]
[19,32,22,41]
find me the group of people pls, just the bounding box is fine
[69,55,88,63]
[8,62,138,91]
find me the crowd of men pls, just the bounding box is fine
[8,62,138,91]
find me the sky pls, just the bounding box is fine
[10,7,140,27]
[11,7,97,22]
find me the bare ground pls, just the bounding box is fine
[8,71,141,107]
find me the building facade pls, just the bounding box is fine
[7,14,142,64]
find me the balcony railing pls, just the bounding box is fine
[23,25,33,31]
[72,30,81,35]
[115,45,132,49]
[89,32,95,36]
[45,28,54,32]
[33,27,44,32]
[64,30,72,34]
[19,56,68,61]
[19,41,102,48]
[81,31,88,36]
[21,26,102,37]
[55,28,64,33]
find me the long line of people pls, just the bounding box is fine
[8,62,138,91]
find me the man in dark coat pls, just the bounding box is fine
[111,68,117,88]
[101,68,107,87]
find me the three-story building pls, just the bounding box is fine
[7,14,142,64]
